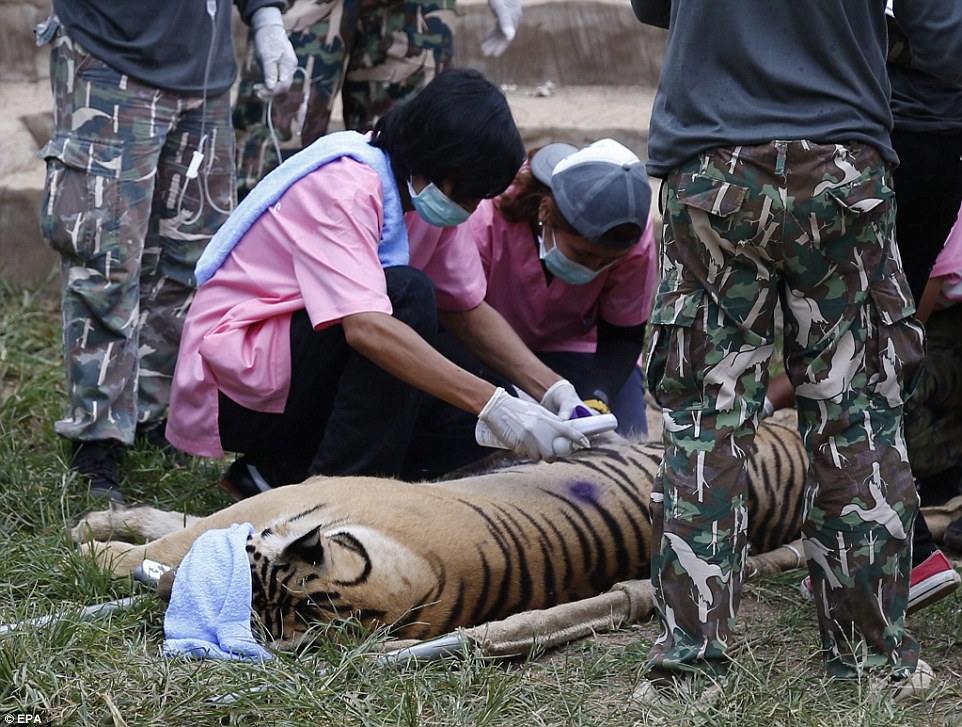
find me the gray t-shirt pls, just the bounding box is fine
[53,0,282,96]
[632,0,962,176]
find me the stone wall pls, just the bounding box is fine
[0,0,49,82]
[457,0,665,87]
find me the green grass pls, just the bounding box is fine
[1,281,961,726]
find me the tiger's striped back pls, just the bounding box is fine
[238,413,808,646]
[72,412,811,648]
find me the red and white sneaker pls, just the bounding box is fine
[908,550,961,612]
[799,550,960,615]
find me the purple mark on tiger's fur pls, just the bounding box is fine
[567,480,599,503]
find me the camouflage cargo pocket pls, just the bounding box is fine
[676,173,749,234]
[40,135,122,261]
[646,286,706,411]
[865,271,925,407]
[825,169,895,217]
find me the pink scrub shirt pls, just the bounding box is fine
[466,198,658,354]
[930,200,962,308]
[167,157,486,458]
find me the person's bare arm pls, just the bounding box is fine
[767,370,796,411]
[341,309,589,460]
[439,301,563,402]
[915,275,944,325]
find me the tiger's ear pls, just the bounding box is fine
[281,526,327,568]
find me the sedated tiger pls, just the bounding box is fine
[70,411,831,648]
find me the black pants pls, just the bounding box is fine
[218,266,438,484]
[399,330,513,481]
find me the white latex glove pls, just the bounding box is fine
[252,7,297,97]
[540,379,590,421]
[482,0,522,57]
[476,388,590,461]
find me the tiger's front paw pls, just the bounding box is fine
[76,539,144,577]
[69,503,128,543]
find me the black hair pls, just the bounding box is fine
[371,68,526,202]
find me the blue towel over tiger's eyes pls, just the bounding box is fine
[162,522,273,662]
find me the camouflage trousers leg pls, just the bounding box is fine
[904,304,962,479]
[341,0,455,130]
[39,33,234,444]
[233,0,455,197]
[645,140,925,679]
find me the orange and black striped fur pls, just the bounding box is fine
[73,412,810,648]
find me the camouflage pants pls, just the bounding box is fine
[233,0,455,197]
[645,141,925,679]
[39,32,235,444]
[905,304,962,480]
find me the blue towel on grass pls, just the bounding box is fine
[195,130,409,285]
[162,522,273,661]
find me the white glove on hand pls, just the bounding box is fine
[482,0,522,57]
[540,379,589,421]
[252,7,297,97]
[477,388,590,461]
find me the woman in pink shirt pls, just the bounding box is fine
[166,69,593,496]
[473,139,657,433]
[403,139,658,480]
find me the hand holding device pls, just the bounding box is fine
[540,379,587,421]
[476,387,590,460]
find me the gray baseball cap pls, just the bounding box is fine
[530,138,651,248]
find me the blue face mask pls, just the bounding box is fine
[407,179,472,227]
[538,226,606,285]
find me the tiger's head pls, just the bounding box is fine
[243,518,445,649]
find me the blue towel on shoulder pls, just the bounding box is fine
[195,130,409,285]
[162,522,273,662]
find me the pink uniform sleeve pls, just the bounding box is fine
[407,212,487,312]
[276,160,394,328]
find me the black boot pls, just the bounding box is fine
[136,419,189,464]
[71,440,126,503]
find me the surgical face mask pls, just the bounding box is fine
[407,179,472,227]
[538,225,606,285]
